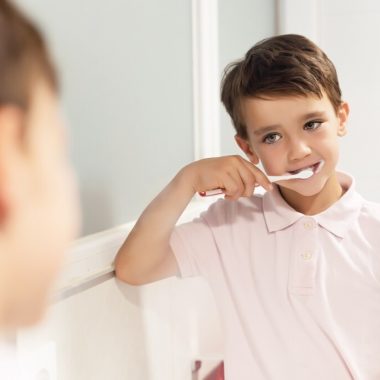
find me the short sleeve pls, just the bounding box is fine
[169,200,224,278]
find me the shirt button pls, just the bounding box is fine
[303,220,315,230]
[300,251,313,260]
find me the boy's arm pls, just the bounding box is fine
[114,168,195,285]
[114,156,273,286]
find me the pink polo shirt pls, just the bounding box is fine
[169,171,380,380]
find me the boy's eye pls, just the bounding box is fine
[304,120,323,130]
[263,133,280,144]
[262,120,324,145]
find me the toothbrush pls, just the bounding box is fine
[198,168,314,197]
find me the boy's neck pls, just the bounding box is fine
[278,171,345,215]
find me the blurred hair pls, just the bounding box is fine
[0,0,58,109]
[221,34,342,139]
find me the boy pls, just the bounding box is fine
[0,0,80,374]
[115,34,380,379]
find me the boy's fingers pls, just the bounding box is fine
[240,160,273,191]
[236,165,257,197]
[223,171,244,199]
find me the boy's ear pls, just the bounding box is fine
[234,134,259,164]
[337,101,349,137]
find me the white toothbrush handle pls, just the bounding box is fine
[267,173,298,181]
[198,170,312,197]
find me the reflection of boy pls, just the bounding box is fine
[0,0,80,377]
[116,34,380,379]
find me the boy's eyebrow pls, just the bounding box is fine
[252,111,328,136]
[253,124,281,136]
[301,111,328,121]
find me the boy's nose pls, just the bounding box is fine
[288,139,312,161]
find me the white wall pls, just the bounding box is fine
[319,0,380,201]
[17,277,223,380]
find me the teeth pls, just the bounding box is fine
[315,160,324,174]
[289,163,318,175]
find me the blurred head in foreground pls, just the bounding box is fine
[0,0,80,330]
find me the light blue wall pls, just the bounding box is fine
[16,0,194,235]
[218,0,277,156]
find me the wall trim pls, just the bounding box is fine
[191,0,220,159]
[56,197,217,300]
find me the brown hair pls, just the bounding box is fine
[221,34,342,139]
[0,0,58,110]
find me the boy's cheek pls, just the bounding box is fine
[321,139,340,163]
[259,157,285,176]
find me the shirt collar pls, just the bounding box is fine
[262,171,363,238]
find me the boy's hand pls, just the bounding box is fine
[116,155,273,285]
[183,155,273,201]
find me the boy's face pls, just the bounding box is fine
[236,92,348,197]
[0,79,81,328]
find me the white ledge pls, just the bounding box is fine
[54,197,218,301]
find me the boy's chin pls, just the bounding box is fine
[278,182,325,197]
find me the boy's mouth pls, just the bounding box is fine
[288,160,324,175]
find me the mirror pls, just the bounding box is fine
[10,1,380,379]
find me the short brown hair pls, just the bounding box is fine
[0,0,57,109]
[221,34,342,139]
